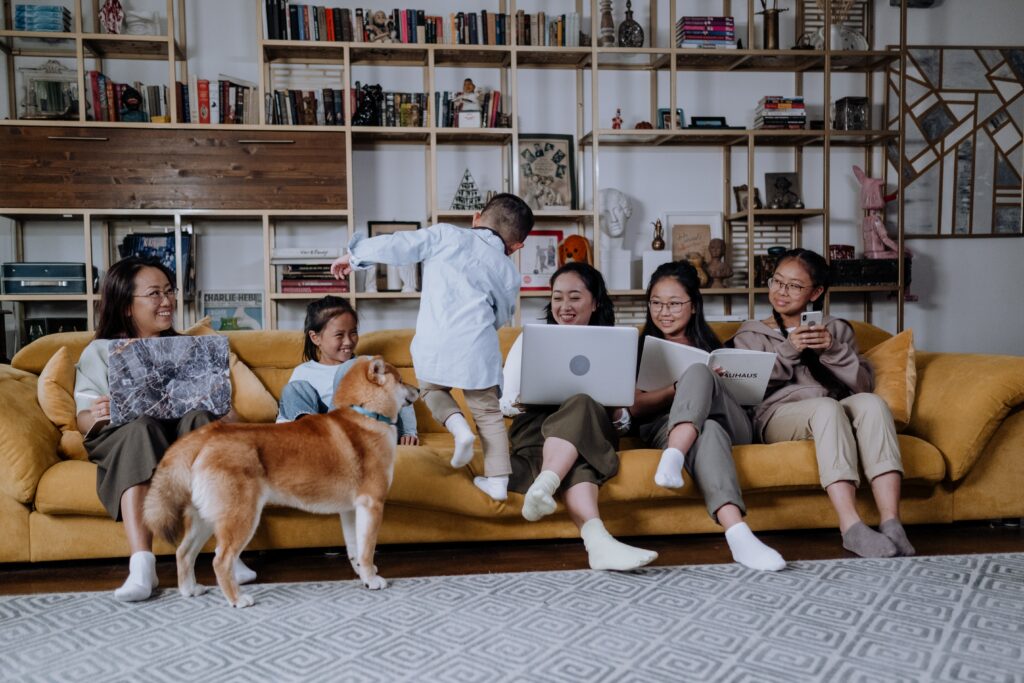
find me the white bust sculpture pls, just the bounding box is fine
[598,188,632,250]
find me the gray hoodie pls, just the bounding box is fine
[731,316,874,438]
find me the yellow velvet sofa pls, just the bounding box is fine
[1,322,1023,564]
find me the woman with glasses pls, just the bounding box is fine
[74,256,255,601]
[629,261,785,571]
[501,262,658,571]
[732,248,914,559]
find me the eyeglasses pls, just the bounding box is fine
[648,299,691,314]
[133,288,178,303]
[767,277,809,295]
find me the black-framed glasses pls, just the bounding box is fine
[767,277,809,295]
[133,288,178,303]
[648,299,691,314]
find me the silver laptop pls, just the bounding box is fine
[107,335,231,425]
[519,324,638,407]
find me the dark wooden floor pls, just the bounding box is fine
[2,521,1021,596]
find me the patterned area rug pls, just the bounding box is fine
[1,553,1022,683]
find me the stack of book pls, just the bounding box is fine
[175,75,259,125]
[14,4,72,32]
[86,72,167,123]
[272,247,349,294]
[435,89,504,128]
[514,11,583,47]
[263,4,511,45]
[676,16,736,49]
[754,96,806,129]
[269,89,355,126]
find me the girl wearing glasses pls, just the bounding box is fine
[732,248,914,559]
[74,256,255,601]
[629,261,785,571]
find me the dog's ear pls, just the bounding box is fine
[368,357,388,385]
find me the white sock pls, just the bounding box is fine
[446,414,476,468]
[580,519,658,571]
[114,551,157,602]
[473,475,509,502]
[521,470,560,521]
[725,522,786,571]
[654,448,686,489]
[234,557,258,585]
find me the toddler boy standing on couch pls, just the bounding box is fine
[332,193,534,501]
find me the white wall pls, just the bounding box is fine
[2,1,1022,352]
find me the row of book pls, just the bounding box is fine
[754,95,806,129]
[86,72,166,122]
[516,11,584,47]
[675,15,737,49]
[176,76,260,125]
[14,4,71,32]
[269,89,352,126]
[435,90,504,128]
[271,247,348,293]
[263,3,512,45]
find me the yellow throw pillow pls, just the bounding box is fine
[36,346,89,460]
[864,329,917,431]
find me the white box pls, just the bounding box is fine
[642,250,673,288]
[458,111,482,127]
[602,249,633,290]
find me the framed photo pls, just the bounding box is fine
[367,221,422,292]
[764,172,802,209]
[657,107,686,130]
[688,116,729,128]
[19,60,78,120]
[520,229,564,290]
[732,184,764,212]
[665,212,724,262]
[200,291,265,331]
[518,134,577,210]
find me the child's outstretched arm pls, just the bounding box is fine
[339,224,446,275]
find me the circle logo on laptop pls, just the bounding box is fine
[569,355,590,376]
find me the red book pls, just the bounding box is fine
[197,79,210,124]
[280,284,350,293]
[326,8,335,41]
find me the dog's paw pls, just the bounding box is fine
[179,583,208,598]
[229,593,255,608]
[362,574,388,590]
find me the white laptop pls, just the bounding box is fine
[519,324,638,407]
[107,335,232,425]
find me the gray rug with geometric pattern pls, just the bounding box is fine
[2,553,1022,683]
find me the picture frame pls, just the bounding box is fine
[764,172,802,209]
[732,184,764,212]
[19,60,78,120]
[518,134,577,210]
[520,229,564,290]
[665,212,724,263]
[200,291,265,331]
[657,107,686,130]
[367,221,422,292]
[688,116,730,128]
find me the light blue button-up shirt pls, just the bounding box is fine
[348,223,519,390]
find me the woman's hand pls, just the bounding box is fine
[710,366,726,376]
[90,396,111,422]
[789,324,833,352]
[399,434,419,446]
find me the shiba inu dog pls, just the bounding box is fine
[144,356,419,607]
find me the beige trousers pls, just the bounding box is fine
[420,382,511,477]
[763,393,903,489]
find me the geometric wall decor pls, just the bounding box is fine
[886,47,1024,237]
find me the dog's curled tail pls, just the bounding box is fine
[143,432,203,544]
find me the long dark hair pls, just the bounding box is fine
[770,248,851,400]
[95,256,179,339]
[542,262,616,327]
[303,295,358,362]
[641,261,721,353]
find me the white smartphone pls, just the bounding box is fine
[800,310,823,327]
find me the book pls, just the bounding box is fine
[271,246,340,259]
[637,336,777,405]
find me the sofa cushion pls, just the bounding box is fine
[36,347,89,460]
[0,366,62,504]
[864,329,916,431]
[34,460,106,516]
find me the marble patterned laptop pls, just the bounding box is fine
[107,335,231,426]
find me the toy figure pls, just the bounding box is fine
[612,108,623,129]
[558,235,593,266]
[651,219,665,250]
[454,78,481,113]
[366,10,395,42]
[119,85,149,122]
[853,165,901,258]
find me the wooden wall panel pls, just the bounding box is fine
[0,126,346,211]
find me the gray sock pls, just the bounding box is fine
[842,521,898,558]
[879,518,916,556]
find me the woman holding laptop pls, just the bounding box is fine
[74,256,255,601]
[501,262,658,571]
[630,261,786,571]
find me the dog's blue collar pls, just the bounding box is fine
[348,404,398,426]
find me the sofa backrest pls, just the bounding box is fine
[9,320,893,434]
